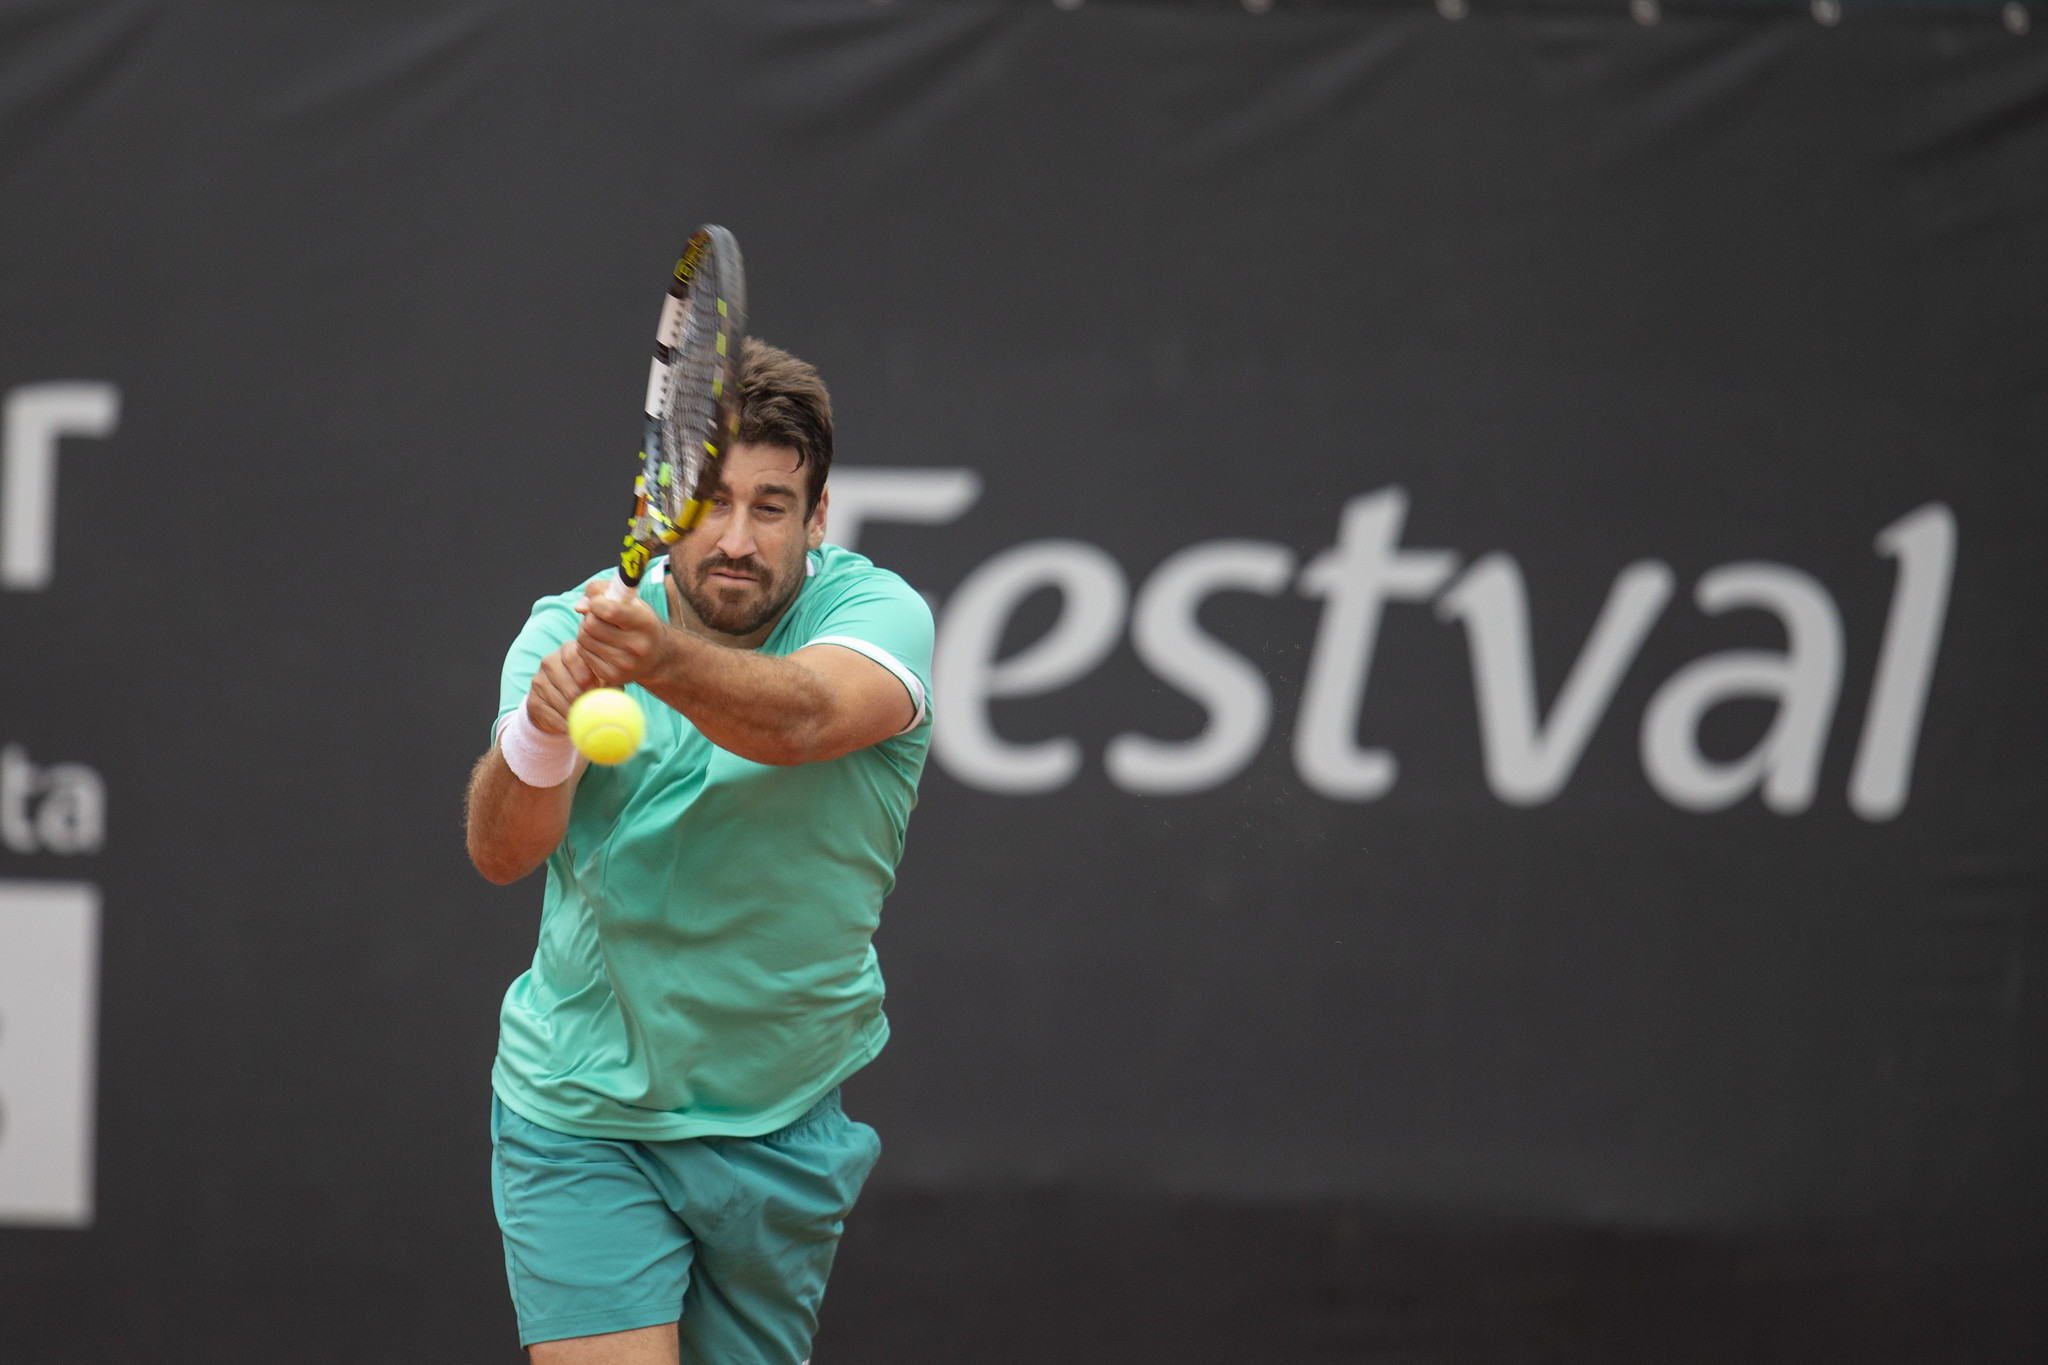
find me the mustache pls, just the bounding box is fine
[694,552,771,583]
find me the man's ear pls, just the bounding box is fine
[807,484,829,551]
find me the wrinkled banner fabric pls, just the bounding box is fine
[0,1,2043,1360]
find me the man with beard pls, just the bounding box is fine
[464,339,933,1365]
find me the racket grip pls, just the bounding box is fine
[607,575,639,603]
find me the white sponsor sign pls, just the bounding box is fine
[0,881,101,1227]
[826,469,1955,819]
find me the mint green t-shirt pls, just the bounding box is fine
[489,544,933,1141]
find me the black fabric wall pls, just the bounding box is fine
[1,1,2044,1360]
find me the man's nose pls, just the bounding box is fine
[716,514,759,560]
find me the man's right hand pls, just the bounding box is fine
[471,641,594,885]
[527,641,601,734]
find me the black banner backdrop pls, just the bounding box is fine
[1,0,2045,1359]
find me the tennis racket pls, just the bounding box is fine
[611,224,748,602]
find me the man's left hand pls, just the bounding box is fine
[574,580,674,687]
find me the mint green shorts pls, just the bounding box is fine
[489,1091,881,1357]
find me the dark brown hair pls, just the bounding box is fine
[736,337,833,516]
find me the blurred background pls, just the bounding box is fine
[1,0,2044,1360]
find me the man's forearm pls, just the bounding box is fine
[639,628,836,766]
[466,747,578,884]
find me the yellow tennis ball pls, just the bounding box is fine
[568,688,645,766]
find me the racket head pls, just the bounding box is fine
[621,225,747,584]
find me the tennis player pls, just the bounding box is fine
[464,340,933,1364]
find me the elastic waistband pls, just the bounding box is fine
[771,1086,844,1139]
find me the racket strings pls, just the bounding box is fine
[652,257,731,536]
[625,227,745,563]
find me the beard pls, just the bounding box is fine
[679,548,805,638]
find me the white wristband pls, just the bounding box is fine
[496,705,579,788]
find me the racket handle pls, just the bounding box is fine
[607,575,639,603]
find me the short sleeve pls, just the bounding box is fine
[493,593,582,744]
[798,569,936,734]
